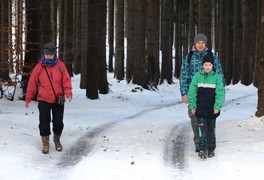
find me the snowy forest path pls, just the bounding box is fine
[56,93,254,171]
[57,100,185,168]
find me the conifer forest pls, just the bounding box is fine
[0,0,264,116]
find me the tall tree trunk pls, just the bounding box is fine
[232,0,242,84]
[80,0,88,89]
[160,0,173,84]
[21,0,41,99]
[174,1,183,79]
[115,0,125,80]
[214,0,219,53]
[73,0,81,74]
[241,0,253,85]
[126,0,135,83]
[14,0,24,74]
[188,0,195,50]
[131,0,147,88]
[0,0,2,79]
[218,0,227,80]
[86,0,98,99]
[182,3,189,59]
[146,0,160,87]
[108,0,114,73]
[97,0,108,94]
[251,1,258,86]
[198,0,212,49]
[255,0,264,117]
[63,0,74,77]
[51,0,58,43]
[0,0,10,81]
[224,1,233,85]
[40,0,52,46]
[59,0,64,59]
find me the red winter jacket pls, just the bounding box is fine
[26,59,72,104]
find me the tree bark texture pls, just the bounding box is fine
[97,0,109,94]
[21,0,41,98]
[0,0,10,81]
[73,0,82,75]
[86,0,98,99]
[232,0,242,84]
[241,0,253,85]
[108,0,114,72]
[131,0,147,88]
[80,0,88,89]
[256,0,264,117]
[198,0,212,49]
[115,0,125,80]
[146,0,160,87]
[160,0,173,84]
[63,0,74,77]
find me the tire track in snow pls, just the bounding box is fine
[162,94,255,171]
[57,102,179,167]
[57,93,251,168]
[164,123,190,170]
[57,122,117,167]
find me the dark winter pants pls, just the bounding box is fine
[38,100,64,136]
[197,118,216,150]
[188,108,199,148]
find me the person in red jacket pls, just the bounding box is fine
[25,42,72,154]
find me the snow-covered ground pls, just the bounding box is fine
[0,73,263,180]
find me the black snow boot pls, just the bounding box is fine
[208,149,215,158]
[198,149,207,159]
[195,146,201,153]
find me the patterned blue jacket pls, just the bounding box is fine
[179,48,225,96]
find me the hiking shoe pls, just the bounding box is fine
[41,136,50,154]
[198,150,207,159]
[195,147,201,153]
[208,149,215,158]
[53,134,62,151]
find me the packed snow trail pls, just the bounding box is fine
[164,123,191,170]
[57,93,253,172]
[57,122,117,167]
[56,101,188,169]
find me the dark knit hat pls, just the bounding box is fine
[202,53,214,65]
[194,33,207,44]
[202,53,216,72]
[43,42,56,55]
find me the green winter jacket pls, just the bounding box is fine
[188,70,225,119]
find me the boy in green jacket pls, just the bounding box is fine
[188,53,225,159]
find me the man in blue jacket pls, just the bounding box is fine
[179,33,225,153]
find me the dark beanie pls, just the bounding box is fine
[43,42,56,55]
[194,33,207,44]
[202,53,214,65]
[202,53,215,72]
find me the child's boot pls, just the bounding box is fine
[208,148,215,158]
[198,149,207,159]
